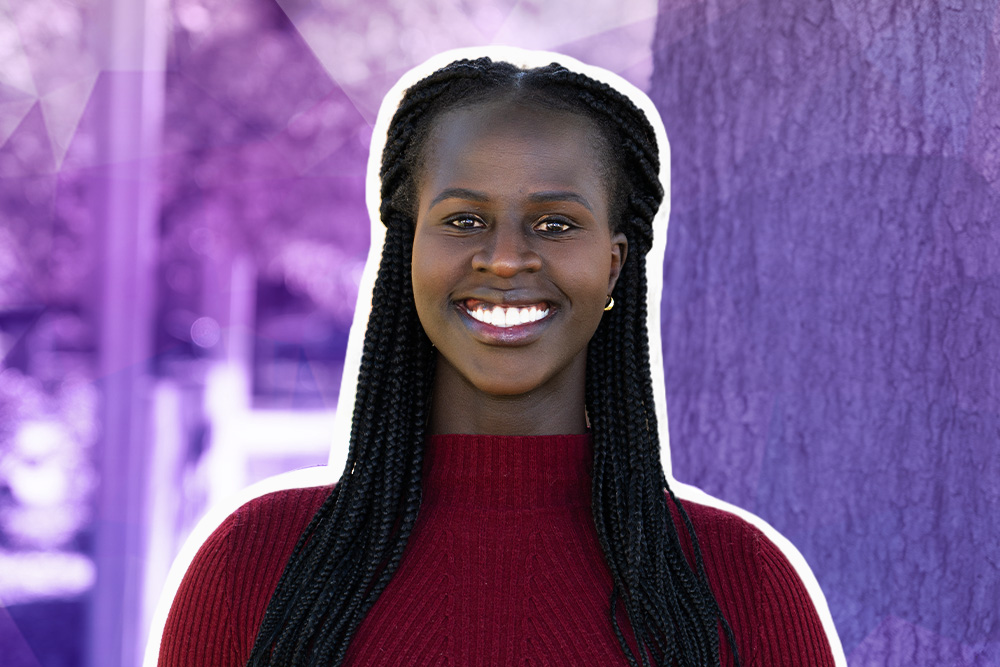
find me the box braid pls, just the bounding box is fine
[246,57,739,667]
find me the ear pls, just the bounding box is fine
[607,231,628,294]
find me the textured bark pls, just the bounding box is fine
[649,1,999,664]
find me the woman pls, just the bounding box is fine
[157,49,839,667]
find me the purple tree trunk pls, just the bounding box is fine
[649,1,999,664]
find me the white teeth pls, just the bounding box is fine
[466,303,550,328]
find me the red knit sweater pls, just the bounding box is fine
[159,434,835,666]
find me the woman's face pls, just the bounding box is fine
[411,100,627,402]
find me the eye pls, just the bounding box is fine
[446,215,486,230]
[534,217,574,233]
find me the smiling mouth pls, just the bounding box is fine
[460,299,551,328]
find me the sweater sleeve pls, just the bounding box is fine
[675,499,836,667]
[748,525,834,667]
[158,511,242,667]
[156,485,334,667]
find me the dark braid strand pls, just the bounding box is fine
[247,219,434,666]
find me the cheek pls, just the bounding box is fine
[410,249,432,313]
[410,236,453,324]
[573,248,615,302]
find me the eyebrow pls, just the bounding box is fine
[428,188,489,208]
[528,191,594,213]
[427,188,594,213]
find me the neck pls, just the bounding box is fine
[428,357,588,435]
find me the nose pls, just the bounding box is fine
[471,221,542,277]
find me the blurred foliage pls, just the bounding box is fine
[0,0,100,555]
[161,0,371,261]
[0,366,97,550]
[0,0,99,307]
[0,0,104,558]
[157,0,372,365]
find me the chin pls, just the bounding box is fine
[472,379,543,398]
[461,365,553,397]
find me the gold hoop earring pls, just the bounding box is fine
[604,296,614,311]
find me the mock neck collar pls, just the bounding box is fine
[422,433,593,510]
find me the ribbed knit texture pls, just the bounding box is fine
[158,434,835,666]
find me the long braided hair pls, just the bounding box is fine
[247,57,739,667]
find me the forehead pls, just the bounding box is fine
[418,101,609,200]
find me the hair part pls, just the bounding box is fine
[247,57,739,667]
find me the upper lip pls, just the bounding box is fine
[458,293,555,309]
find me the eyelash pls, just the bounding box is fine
[534,218,573,233]
[446,215,485,230]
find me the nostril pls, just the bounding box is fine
[472,249,540,276]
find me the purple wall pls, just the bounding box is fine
[650,1,999,664]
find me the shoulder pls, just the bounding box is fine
[669,496,837,666]
[675,498,761,549]
[670,497,808,585]
[204,484,334,568]
[226,484,333,539]
[210,484,334,610]
[666,496,768,571]
[158,485,333,666]
[173,484,333,585]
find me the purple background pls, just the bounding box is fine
[0,0,997,665]
[651,1,999,664]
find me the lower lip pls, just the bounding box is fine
[455,304,555,345]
